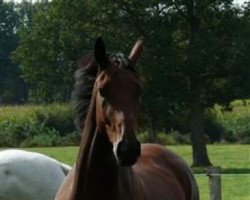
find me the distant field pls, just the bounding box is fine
[18,144,250,200]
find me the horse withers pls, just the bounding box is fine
[55,37,199,200]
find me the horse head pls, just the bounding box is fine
[94,37,143,166]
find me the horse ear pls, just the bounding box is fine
[94,37,108,70]
[128,38,144,65]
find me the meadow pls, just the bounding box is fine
[1,101,250,199]
[21,144,250,200]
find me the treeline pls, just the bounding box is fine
[1,0,250,166]
[0,1,28,104]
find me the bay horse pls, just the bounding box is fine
[0,149,71,200]
[55,37,199,200]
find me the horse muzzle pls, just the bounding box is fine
[116,139,141,166]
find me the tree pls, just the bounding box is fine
[100,0,250,166]
[97,1,187,142]
[13,0,118,103]
[0,0,28,104]
[13,0,250,166]
[160,0,249,166]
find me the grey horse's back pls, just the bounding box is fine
[0,149,72,200]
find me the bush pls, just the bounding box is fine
[170,131,191,144]
[0,119,37,147]
[164,100,250,144]
[21,131,60,147]
[35,104,75,136]
[203,111,225,143]
[0,104,78,147]
[1,99,250,147]
[137,131,189,145]
[212,101,250,144]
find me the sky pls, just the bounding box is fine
[234,0,249,4]
[4,0,249,4]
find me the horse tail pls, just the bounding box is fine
[60,163,72,176]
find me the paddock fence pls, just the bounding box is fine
[195,166,250,200]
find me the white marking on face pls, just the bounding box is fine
[112,111,125,161]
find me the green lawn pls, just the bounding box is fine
[168,145,250,173]
[22,145,250,200]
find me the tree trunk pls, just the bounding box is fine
[184,0,212,167]
[189,87,212,167]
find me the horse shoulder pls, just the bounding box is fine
[133,144,197,200]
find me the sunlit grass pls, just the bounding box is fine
[23,146,78,165]
[168,145,250,173]
[196,175,250,200]
[22,144,250,171]
[20,145,250,200]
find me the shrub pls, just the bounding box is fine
[213,102,250,144]
[21,131,60,147]
[35,104,75,136]
[1,99,250,147]
[203,111,225,143]
[56,131,80,146]
[137,131,188,145]
[0,119,37,147]
[170,131,191,144]
[0,104,78,147]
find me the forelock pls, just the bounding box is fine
[110,53,130,69]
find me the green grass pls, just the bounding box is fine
[16,144,250,200]
[23,146,78,165]
[23,145,250,170]
[168,145,250,173]
[195,175,250,200]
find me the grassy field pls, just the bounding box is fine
[18,144,250,200]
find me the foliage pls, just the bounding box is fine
[35,104,75,136]
[0,104,78,147]
[211,100,250,143]
[162,100,250,144]
[13,0,104,102]
[138,131,191,145]
[8,0,250,166]
[0,0,29,104]
[1,98,250,147]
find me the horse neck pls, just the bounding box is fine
[71,88,119,200]
[118,168,146,200]
[86,131,119,199]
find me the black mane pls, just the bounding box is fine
[72,54,98,133]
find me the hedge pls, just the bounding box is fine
[0,100,250,147]
[0,104,79,147]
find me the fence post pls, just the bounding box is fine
[207,166,221,200]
